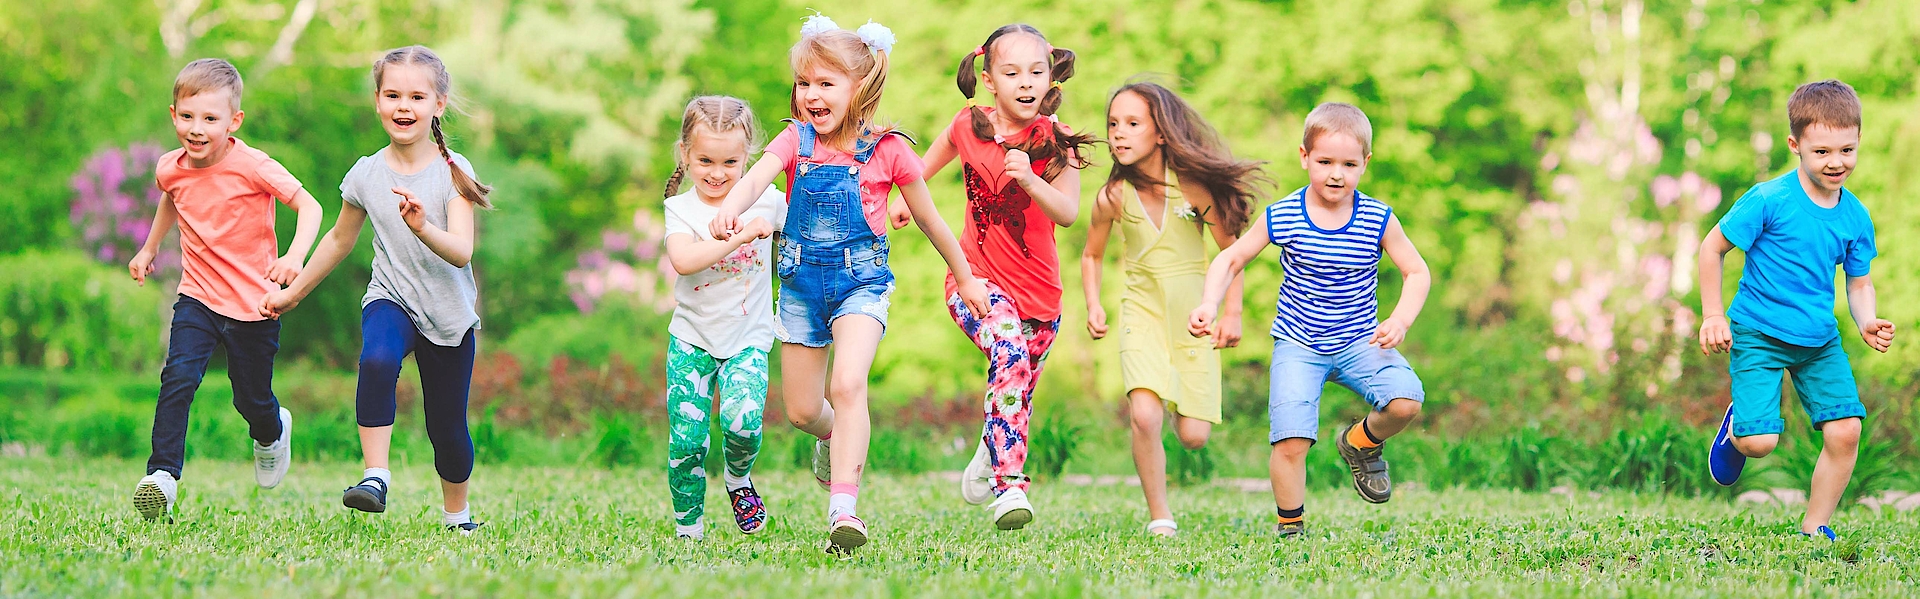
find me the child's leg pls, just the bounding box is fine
[1127,389,1173,525]
[146,297,221,479]
[780,343,833,438]
[1790,337,1867,533]
[1172,415,1212,449]
[1804,417,1862,532]
[354,301,417,470]
[223,311,286,448]
[825,315,884,489]
[1333,340,1425,445]
[947,287,1039,495]
[664,336,721,530]
[717,347,769,484]
[1268,339,1332,520]
[417,329,478,513]
[1268,438,1312,513]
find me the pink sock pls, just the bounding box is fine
[829,483,858,496]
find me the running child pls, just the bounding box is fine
[897,23,1096,530]
[1082,81,1264,537]
[706,14,991,554]
[260,46,491,534]
[129,58,324,521]
[1700,79,1892,541]
[1189,102,1431,538]
[658,96,785,540]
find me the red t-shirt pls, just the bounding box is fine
[941,108,1065,322]
[154,137,304,322]
[765,124,923,237]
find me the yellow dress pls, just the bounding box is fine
[1116,178,1221,422]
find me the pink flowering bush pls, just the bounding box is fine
[565,208,676,314]
[69,144,177,275]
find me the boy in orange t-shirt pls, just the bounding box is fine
[126,58,324,521]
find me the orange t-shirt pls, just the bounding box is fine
[154,137,304,322]
[941,108,1064,322]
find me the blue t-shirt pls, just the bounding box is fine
[1721,171,1876,347]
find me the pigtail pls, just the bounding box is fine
[960,47,998,144]
[662,164,688,199]
[431,115,494,209]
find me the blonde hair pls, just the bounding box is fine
[1787,79,1861,138]
[789,28,893,151]
[173,58,244,111]
[664,96,761,198]
[371,45,493,209]
[1302,102,1373,156]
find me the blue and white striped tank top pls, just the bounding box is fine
[1264,187,1391,354]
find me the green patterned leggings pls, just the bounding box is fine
[666,336,768,527]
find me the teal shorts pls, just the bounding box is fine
[1728,321,1864,437]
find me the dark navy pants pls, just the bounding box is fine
[356,299,477,483]
[146,295,284,480]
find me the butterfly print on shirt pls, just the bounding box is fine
[963,162,1033,258]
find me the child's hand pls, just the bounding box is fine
[731,218,774,242]
[1861,319,1896,353]
[258,288,301,320]
[1188,305,1218,339]
[1371,317,1408,350]
[1214,311,1243,349]
[266,254,303,287]
[956,276,991,319]
[888,200,913,230]
[1087,304,1109,339]
[1005,149,1036,186]
[128,249,156,285]
[708,205,743,240]
[1698,314,1732,354]
[393,186,427,233]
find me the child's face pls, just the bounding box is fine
[684,125,749,204]
[981,34,1051,125]
[376,64,447,147]
[1788,123,1859,196]
[1299,131,1370,203]
[795,64,856,139]
[169,89,243,167]
[1107,91,1162,167]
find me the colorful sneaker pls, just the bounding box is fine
[960,440,993,506]
[729,485,769,534]
[1277,519,1309,538]
[253,407,293,489]
[989,488,1033,530]
[132,471,177,522]
[811,438,832,490]
[447,521,485,536]
[1334,423,1392,504]
[826,514,868,555]
[1709,403,1746,487]
[1800,525,1838,541]
[342,477,389,513]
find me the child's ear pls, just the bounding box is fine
[229,110,245,132]
[434,96,448,119]
[1785,135,1799,153]
[1298,145,1310,167]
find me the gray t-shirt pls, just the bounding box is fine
[340,150,481,347]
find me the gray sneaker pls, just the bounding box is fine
[812,438,832,490]
[1277,519,1309,538]
[1334,425,1392,504]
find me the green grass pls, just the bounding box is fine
[6,457,1920,597]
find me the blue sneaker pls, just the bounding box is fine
[1799,525,1838,541]
[1709,403,1746,486]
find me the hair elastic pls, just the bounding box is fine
[972,46,984,56]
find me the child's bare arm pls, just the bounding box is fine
[1081,185,1119,339]
[711,156,784,239]
[896,129,959,230]
[900,179,989,317]
[395,188,476,268]
[665,218,772,276]
[267,188,325,286]
[1189,226,1269,339]
[261,200,367,318]
[1697,226,1736,354]
[129,192,178,285]
[1373,214,1430,350]
[1191,182,1245,348]
[1014,147,1080,227]
[1847,275,1895,353]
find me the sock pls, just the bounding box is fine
[1346,420,1382,449]
[363,468,392,488]
[675,521,704,538]
[1277,505,1304,525]
[724,472,752,492]
[828,484,858,521]
[442,505,471,526]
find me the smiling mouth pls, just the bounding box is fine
[1016,95,1037,105]
[808,107,831,120]
[392,117,417,128]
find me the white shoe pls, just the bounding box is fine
[960,440,993,505]
[811,438,831,490]
[1145,518,1178,536]
[133,471,177,521]
[253,407,292,489]
[989,488,1033,530]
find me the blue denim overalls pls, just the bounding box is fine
[772,122,898,347]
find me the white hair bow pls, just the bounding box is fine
[797,13,896,54]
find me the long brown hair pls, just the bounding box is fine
[664,96,761,198]
[1104,80,1266,233]
[790,28,894,152]
[372,45,493,209]
[955,24,1096,180]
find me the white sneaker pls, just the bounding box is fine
[989,488,1033,530]
[253,407,292,489]
[811,438,831,490]
[133,471,177,521]
[960,440,993,505]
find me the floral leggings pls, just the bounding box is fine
[947,282,1060,496]
[665,336,767,527]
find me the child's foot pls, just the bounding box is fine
[1334,423,1392,503]
[1277,519,1309,538]
[1708,403,1746,486]
[729,485,769,534]
[253,407,293,489]
[1800,525,1838,541]
[341,477,389,513]
[1144,519,1178,537]
[960,441,993,506]
[811,438,832,490]
[132,471,177,522]
[826,514,868,555]
[446,521,485,536]
[988,488,1033,530]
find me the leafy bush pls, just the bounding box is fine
[0,249,166,371]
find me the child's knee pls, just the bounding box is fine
[1381,398,1422,421]
[1272,438,1312,462]
[1127,397,1163,434]
[1733,434,1778,458]
[1177,430,1210,450]
[1820,418,1862,451]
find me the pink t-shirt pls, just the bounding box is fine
[765,125,923,236]
[153,137,303,322]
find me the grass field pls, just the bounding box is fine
[6,456,1919,598]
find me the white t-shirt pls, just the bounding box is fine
[662,188,788,359]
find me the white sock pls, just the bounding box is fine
[675,521,704,538]
[828,493,857,522]
[442,506,471,526]
[724,472,751,492]
[364,468,392,487]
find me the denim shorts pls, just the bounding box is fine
[1728,321,1864,437]
[1268,335,1424,443]
[772,236,894,347]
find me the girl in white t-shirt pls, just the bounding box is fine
[659,96,786,540]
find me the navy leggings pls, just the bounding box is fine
[357,300,477,483]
